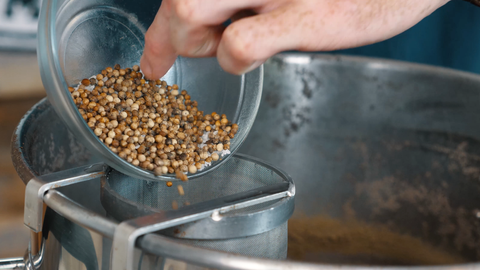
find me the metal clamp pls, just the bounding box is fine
[24,163,108,232]
[16,163,107,270]
[111,182,295,270]
[0,257,25,270]
[0,236,45,270]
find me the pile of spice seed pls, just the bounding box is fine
[70,64,238,182]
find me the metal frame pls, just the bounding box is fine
[3,163,109,270]
[0,239,44,270]
[14,154,296,270]
[24,163,108,232]
[36,189,480,270]
[102,169,295,240]
[111,182,294,270]
[10,143,479,269]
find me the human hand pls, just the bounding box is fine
[140,0,449,79]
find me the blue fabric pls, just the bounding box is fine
[331,1,480,73]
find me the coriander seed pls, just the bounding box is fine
[177,185,185,196]
[72,64,237,181]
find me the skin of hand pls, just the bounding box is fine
[140,0,450,80]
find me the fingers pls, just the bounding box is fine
[141,0,275,79]
[142,0,450,78]
[170,0,270,25]
[216,0,450,75]
[217,5,302,74]
[167,0,270,57]
[140,1,177,80]
[168,16,224,58]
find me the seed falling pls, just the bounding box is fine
[172,200,178,210]
[71,64,237,181]
[177,185,185,196]
[176,170,188,182]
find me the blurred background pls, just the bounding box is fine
[0,0,478,259]
[0,0,43,258]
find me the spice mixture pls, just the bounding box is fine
[70,64,238,182]
[288,216,466,265]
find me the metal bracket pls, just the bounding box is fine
[24,163,108,232]
[0,235,45,270]
[111,182,295,270]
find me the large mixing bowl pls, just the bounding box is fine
[36,0,263,181]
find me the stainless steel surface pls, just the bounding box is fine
[240,54,480,264]
[0,238,46,270]
[11,99,101,185]
[37,0,263,182]
[0,257,24,270]
[12,97,294,264]
[24,163,107,232]
[29,232,38,256]
[24,240,44,270]
[102,155,295,240]
[17,140,293,269]
[112,182,293,270]
[12,53,480,269]
[44,190,117,238]
[26,186,480,270]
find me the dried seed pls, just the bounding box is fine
[176,170,188,181]
[81,79,90,86]
[72,64,238,181]
[188,165,197,174]
[177,185,185,196]
[172,200,178,210]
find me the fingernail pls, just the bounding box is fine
[241,60,263,74]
